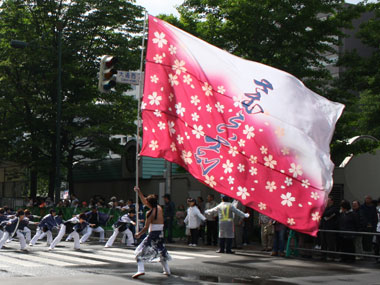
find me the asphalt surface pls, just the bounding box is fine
[0,240,379,285]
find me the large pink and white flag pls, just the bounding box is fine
[140,16,344,236]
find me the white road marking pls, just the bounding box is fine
[1,252,75,267]
[170,251,219,258]
[36,251,108,266]
[102,247,192,260]
[62,250,135,263]
[0,254,43,267]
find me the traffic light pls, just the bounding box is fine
[98,55,118,93]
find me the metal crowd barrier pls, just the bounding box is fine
[286,229,380,259]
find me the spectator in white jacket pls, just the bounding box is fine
[184,198,206,246]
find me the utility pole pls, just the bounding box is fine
[54,22,63,204]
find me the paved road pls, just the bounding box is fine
[0,241,379,284]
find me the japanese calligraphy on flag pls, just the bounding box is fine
[140,16,344,236]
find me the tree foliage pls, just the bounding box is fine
[167,0,357,94]
[0,0,143,197]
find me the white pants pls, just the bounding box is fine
[0,229,3,240]
[0,231,26,250]
[136,259,170,274]
[80,226,105,243]
[23,227,31,242]
[30,228,53,245]
[50,225,80,250]
[105,228,134,247]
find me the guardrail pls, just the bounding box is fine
[286,229,380,259]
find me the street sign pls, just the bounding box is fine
[117,70,143,85]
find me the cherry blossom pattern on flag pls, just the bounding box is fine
[140,16,343,236]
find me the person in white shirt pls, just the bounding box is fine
[184,198,206,246]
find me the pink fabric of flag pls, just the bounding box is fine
[140,16,344,236]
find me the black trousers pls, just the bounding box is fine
[164,218,173,242]
[219,238,232,253]
[206,220,218,245]
[190,228,199,245]
[339,236,355,261]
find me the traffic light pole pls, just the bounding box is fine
[135,10,148,233]
[54,24,63,204]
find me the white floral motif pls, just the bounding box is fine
[206,104,212,112]
[238,139,246,147]
[249,155,257,164]
[168,45,177,55]
[228,146,238,157]
[243,125,255,139]
[281,192,295,207]
[205,175,216,188]
[191,112,199,122]
[258,202,267,211]
[287,218,296,226]
[222,160,234,174]
[153,110,162,117]
[177,135,184,144]
[190,95,200,106]
[202,82,213,96]
[172,59,186,75]
[302,179,310,188]
[192,125,205,139]
[175,102,185,117]
[181,150,193,165]
[264,155,277,169]
[311,212,321,222]
[260,146,268,154]
[170,142,176,152]
[149,140,158,151]
[215,102,225,113]
[183,74,192,85]
[148,92,162,106]
[150,74,159,83]
[153,54,163,63]
[157,121,166,130]
[284,177,293,186]
[233,94,245,108]
[169,93,174,102]
[168,74,179,86]
[217,86,226,94]
[237,164,245,172]
[249,167,257,176]
[141,102,147,110]
[289,163,303,178]
[265,181,277,192]
[311,192,320,200]
[227,176,235,185]
[237,186,250,200]
[152,31,167,48]
[168,121,176,136]
[275,127,285,137]
[281,147,290,155]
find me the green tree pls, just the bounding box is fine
[167,0,357,94]
[0,0,143,198]
[328,1,380,163]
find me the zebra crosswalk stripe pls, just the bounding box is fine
[62,250,135,263]
[36,251,108,266]
[1,252,75,267]
[0,254,43,267]
[104,247,195,260]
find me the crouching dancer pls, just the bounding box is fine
[49,213,88,251]
[29,209,59,247]
[0,209,29,251]
[132,186,171,279]
[105,209,136,248]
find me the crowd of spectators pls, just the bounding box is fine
[8,193,380,263]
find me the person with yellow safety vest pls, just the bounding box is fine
[205,195,249,254]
